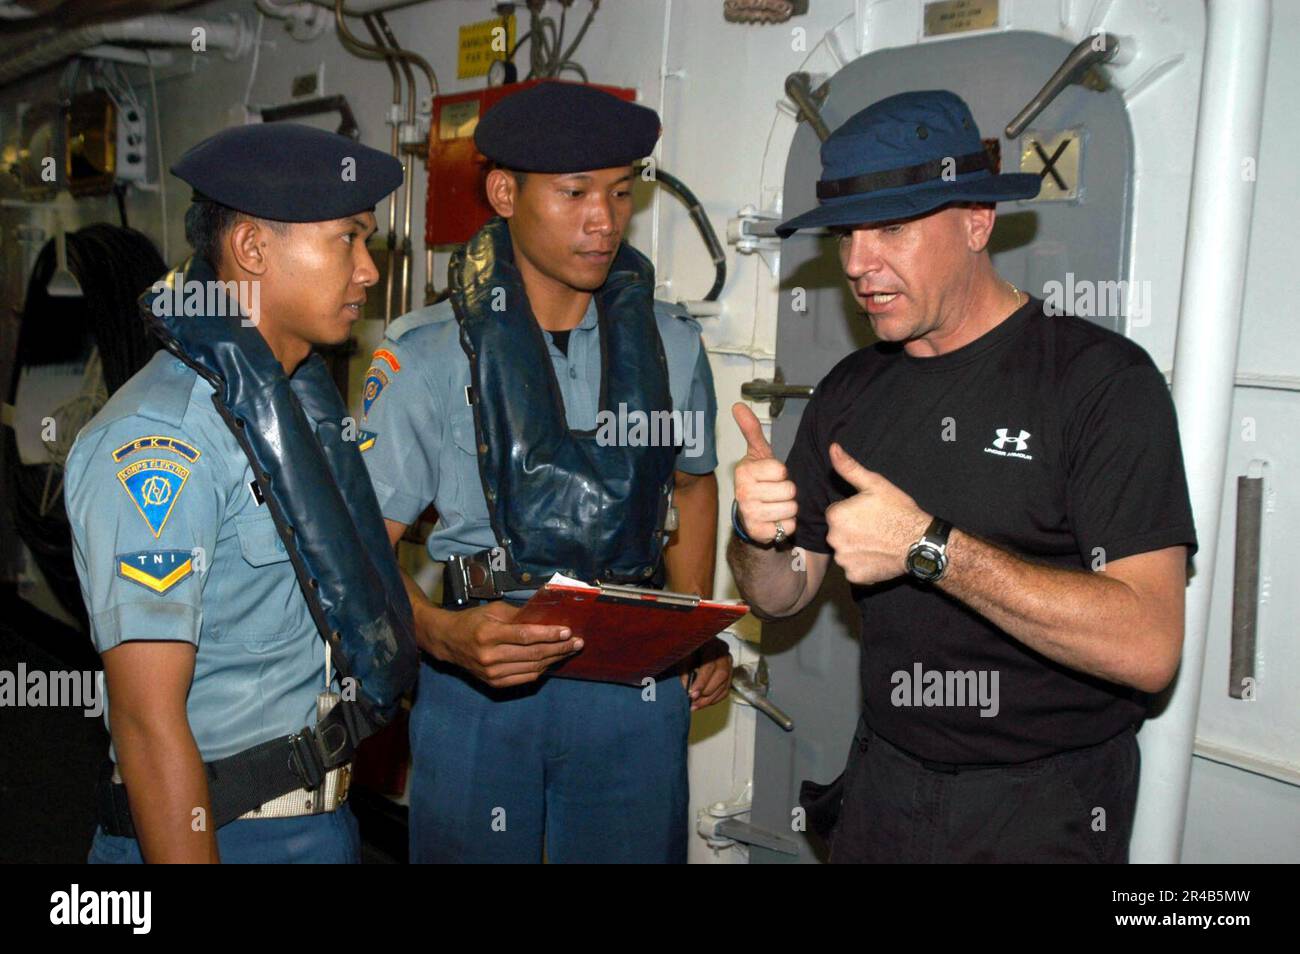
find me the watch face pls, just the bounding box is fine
[907,544,945,581]
[912,553,938,575]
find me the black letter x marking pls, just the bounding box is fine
[1033,139,1071,191]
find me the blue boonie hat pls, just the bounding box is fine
[171,122,403,222]
[474,81,661,173]
[776,90,1041,237]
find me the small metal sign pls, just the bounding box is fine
[924,0,998,37]
[1019,129,1083,202]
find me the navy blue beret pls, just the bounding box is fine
[474,81,661,173]
[171,123,403,222]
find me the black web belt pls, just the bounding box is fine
[95,698,372,838]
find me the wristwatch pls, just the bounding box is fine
[905,517,953,583]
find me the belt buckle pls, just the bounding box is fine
[336,763,352,806]
[289,728,327,791]
[446,555,473,607]
[465,555,502,599]
[448,552,504,603]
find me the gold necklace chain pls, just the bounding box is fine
[1005,279,1025,308]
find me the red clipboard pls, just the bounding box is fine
[513,575,748,685]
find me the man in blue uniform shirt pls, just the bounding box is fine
[65,122,415,863]
[361,82,729,863]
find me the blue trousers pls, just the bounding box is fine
[408,660,691,863]
[87,804,360,863]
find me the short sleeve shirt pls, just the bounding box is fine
[359,297,718,561]
[65,351,325,762]
[784,298,1198,764]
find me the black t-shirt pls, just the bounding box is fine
[785,297,1198,764]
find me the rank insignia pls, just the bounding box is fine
[116,457,192,538]
[116,550,194,594]
[111,435,201,463]
[358,429,377,452]
[372,348,401,373]
[362,366,389,418]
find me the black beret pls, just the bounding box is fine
[171,123,403,222]
[474,81,661,173]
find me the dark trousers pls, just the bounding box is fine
[829,720,1140,863]
[408,660,691,863]
[88,805,360,864]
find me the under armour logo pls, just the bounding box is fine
[992,429,1031,452]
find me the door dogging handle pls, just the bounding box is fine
[731,661,795,732]
[741,368,813,418]
[1005,32,1131,139]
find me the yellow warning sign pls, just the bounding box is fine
[458,14,516,79]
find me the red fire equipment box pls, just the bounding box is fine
[425,79,639,247]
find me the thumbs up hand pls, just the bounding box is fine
[824,443,932,585]
[732,403,798,546]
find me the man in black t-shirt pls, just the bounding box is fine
[727,91,1197,863]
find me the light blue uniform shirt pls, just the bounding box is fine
[359,297,718,560]
[65,350,324,762]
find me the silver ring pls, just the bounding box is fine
[772,522,786,545]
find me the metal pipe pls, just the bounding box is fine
[332,0,436,96]
[0,13,249,87]
[1130,0,1271,864]
[307,0,429,13]
[362,12,402,327]
[375,12,417,315]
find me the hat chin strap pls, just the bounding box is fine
[817,150,990,200]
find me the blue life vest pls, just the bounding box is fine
[138,256,418,730]
[448,217,677,586]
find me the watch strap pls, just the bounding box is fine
[924,517,953,548]
[731,499,761,546]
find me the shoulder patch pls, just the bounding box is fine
[357,428,377,452]
[111,434,201,463]
[116,458,192,538]
[372,348,401,373]
[116,549,195,594]
[362,367,390,418]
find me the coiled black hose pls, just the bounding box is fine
[4,224,166,631]
[650,167,727,302]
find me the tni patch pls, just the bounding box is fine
[116,550,194,594]
[116,457,191,538]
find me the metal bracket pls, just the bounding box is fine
[727,204,783,255]
[696,783,800,855]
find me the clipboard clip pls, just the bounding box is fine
[595,582,701,610]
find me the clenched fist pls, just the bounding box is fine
[732,403,798,546]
